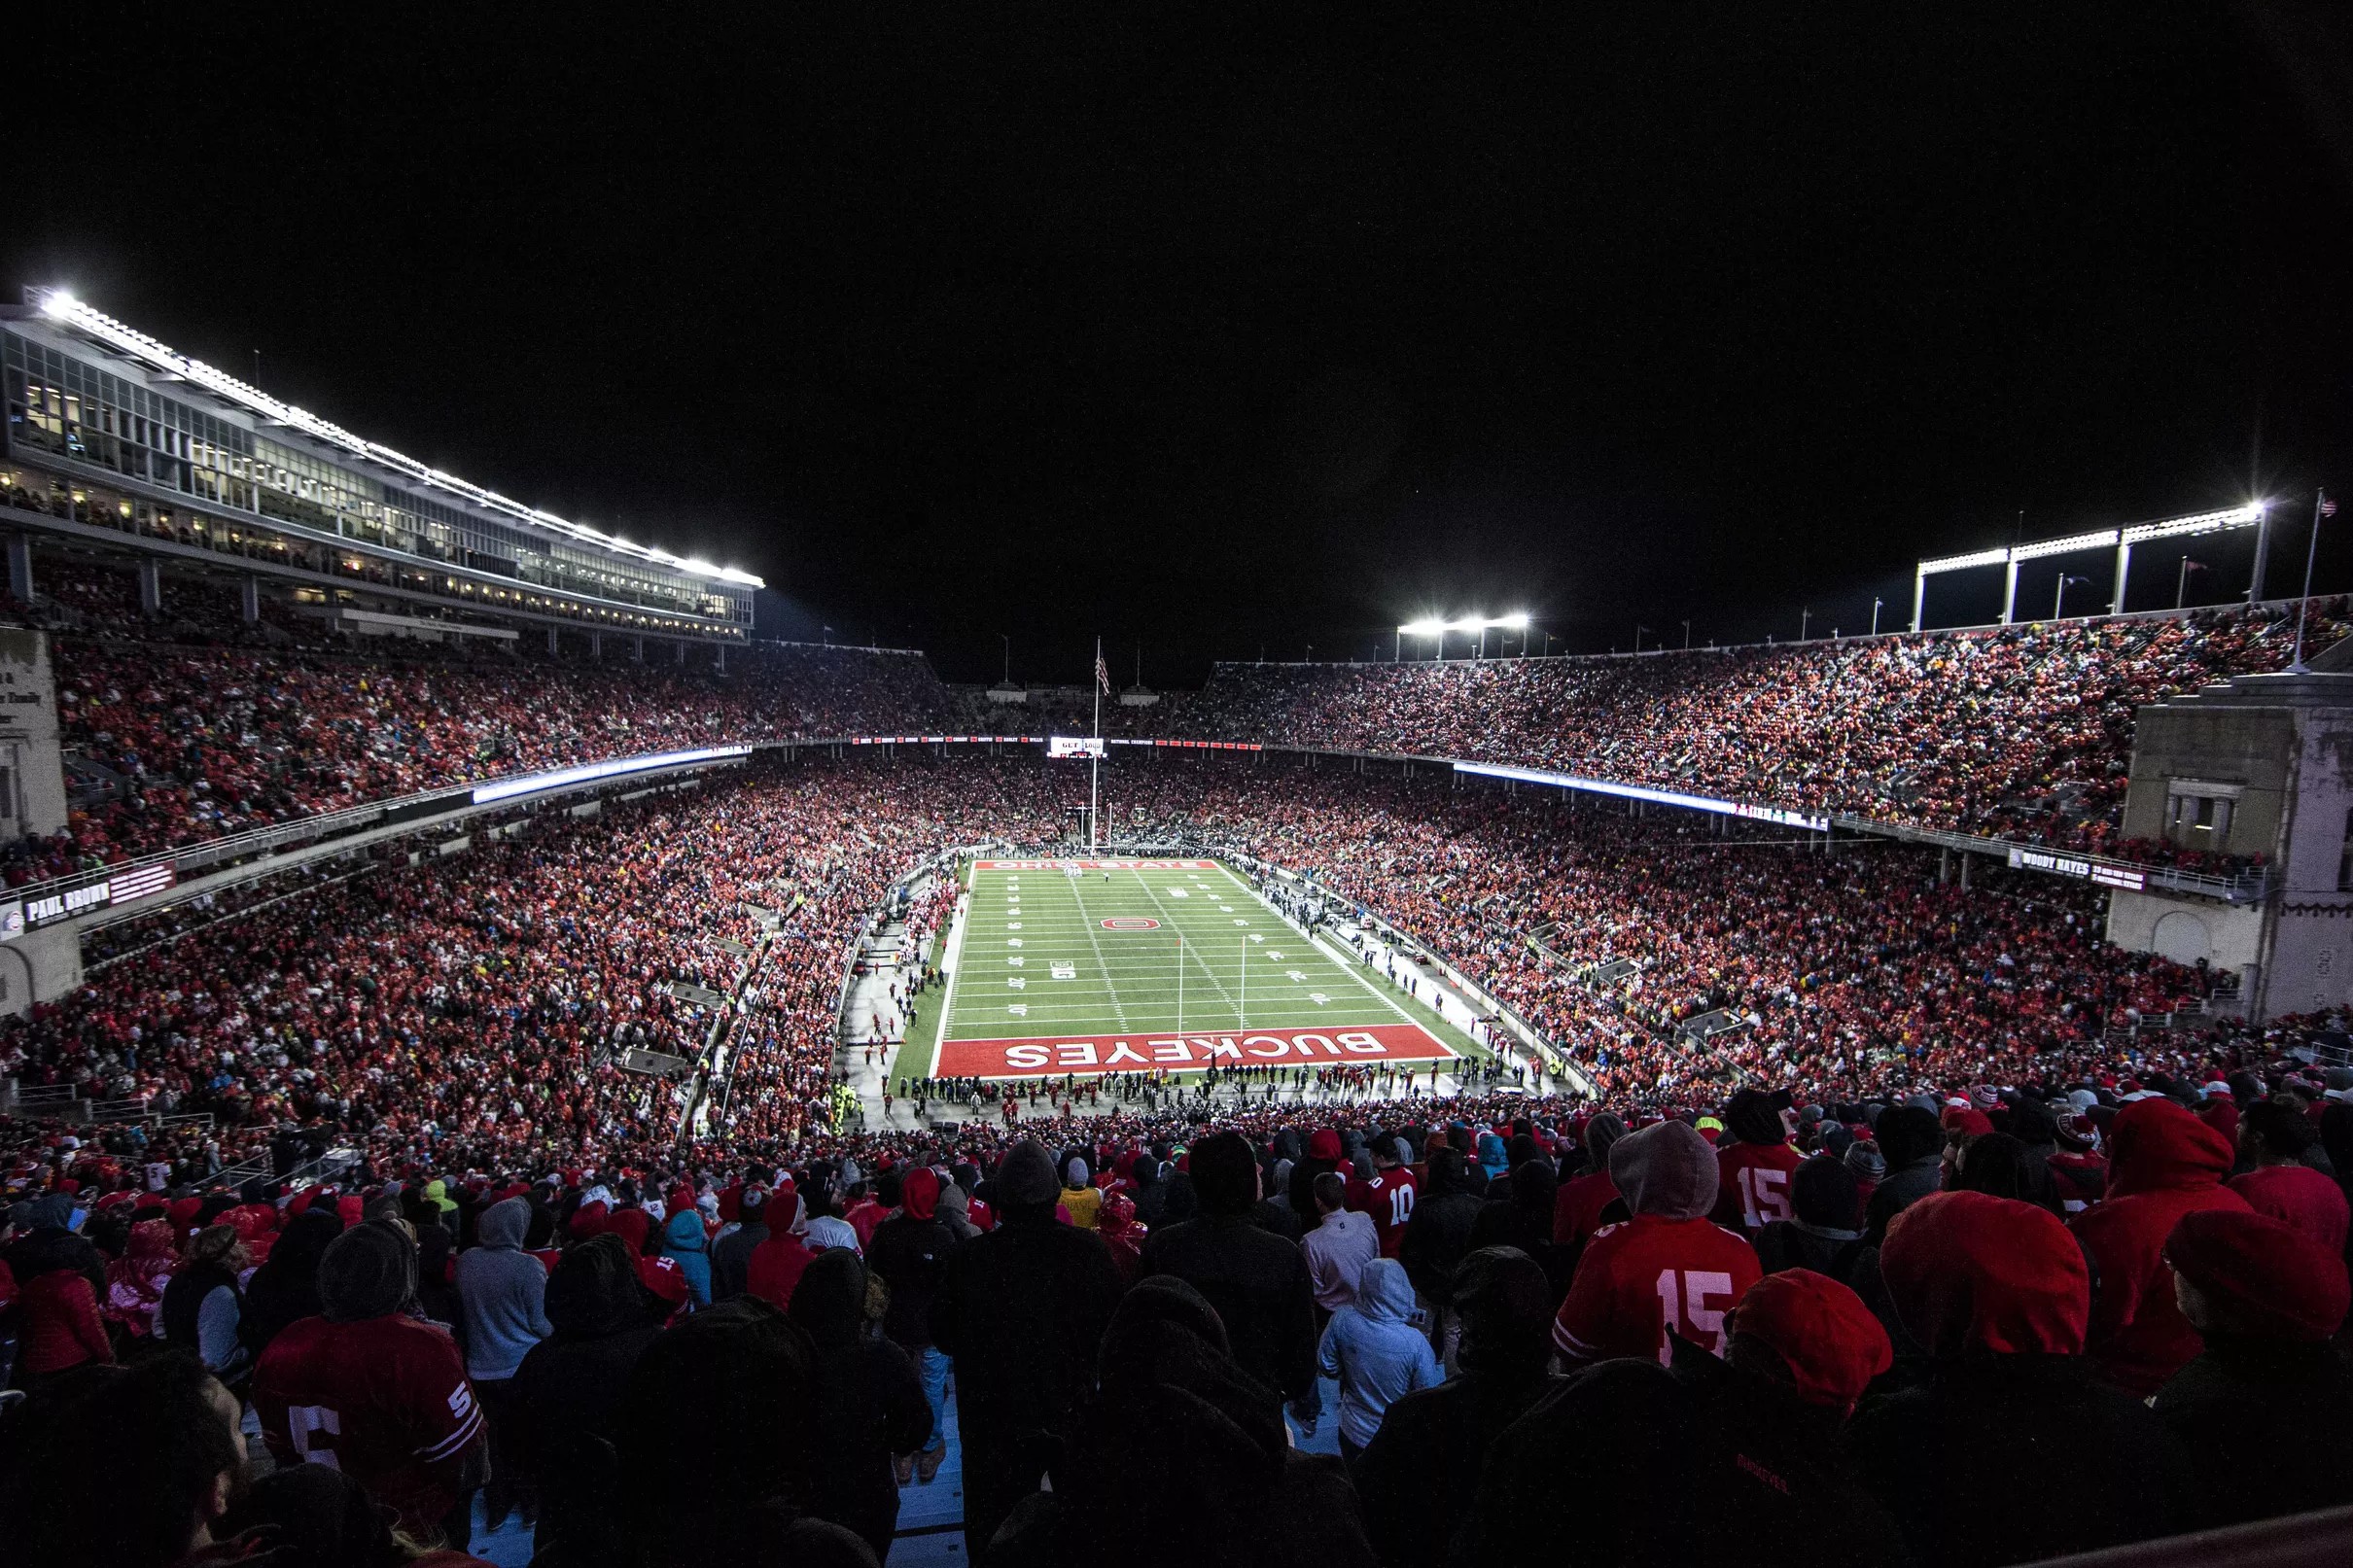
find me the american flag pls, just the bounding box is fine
[2324,493,2338,518]
[1096,653,1111,694]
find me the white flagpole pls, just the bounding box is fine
[2292,489,2329,673]
[1090,635,1103,851]
[1176,932,1184,1034]
[1238,932,1246,1029]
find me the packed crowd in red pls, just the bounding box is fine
[8,747,2353,1565]
[0,755,1075,1175]
[18,558,2339,889]
[44,638,959,871]
[1175,602,2351,854]
[0,751,2260,1186]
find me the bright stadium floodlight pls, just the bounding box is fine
[1444,616,1488,633]
[2009,528,2122,563]
[1911,502,2272,631]
[2119,502,2266,545]
[1397,618,1449,636]
[1489,612,1531,629]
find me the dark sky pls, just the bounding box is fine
[11,6,2353,682]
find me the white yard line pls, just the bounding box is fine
[1127,866,1246,1020]
[1212,861,1433,1031]
[1061,872,1134,1029]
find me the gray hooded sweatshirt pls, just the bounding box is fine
[455,1196,553,1380]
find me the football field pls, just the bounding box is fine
[920,857,1470,1079]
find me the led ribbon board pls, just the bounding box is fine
[1453,761,1831,832]
[470,746,753,805]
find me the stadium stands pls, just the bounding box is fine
[6,755,2351,1565]
[5,572,2351,1568]
[1176,603,2353,856]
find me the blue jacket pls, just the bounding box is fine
[1317,1257,1441,1447]
[661,1209,713,1307]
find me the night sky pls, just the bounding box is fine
[10,7,2352,683]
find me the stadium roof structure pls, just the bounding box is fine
[23,286,762,589]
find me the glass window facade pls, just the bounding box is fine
[2,327,751,632]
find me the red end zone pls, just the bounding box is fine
[936,1021,1457,1077]
[974,858,1219,871]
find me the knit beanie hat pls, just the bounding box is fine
[998,1139,1061,1207]
[1608,1120,1719,1222]
[1790,1155,1862,1232]
[319,1220,416,1322]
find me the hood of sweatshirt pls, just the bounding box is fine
[663,1209,708,1254]
[1356,1257,1417,1324]
[2106,1098,2233,1201]
[477,1196,530,1250]
[902,1166,940,1221]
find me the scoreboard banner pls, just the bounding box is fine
[1048,736,1106,758]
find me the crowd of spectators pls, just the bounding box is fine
[1,741,2349,1562]
[43,635,962,871]
[18,558,2341,886]
[6,1063,2350,1566]
[1175,602,2353,855]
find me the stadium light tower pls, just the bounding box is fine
[2054,574,2091,620]
[1398,618,1447,662]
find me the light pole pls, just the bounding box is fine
[1000,634,1011,684]
[2053,575,2090,621]
[1544,632,1557,656]
[1632,624,1646,654]
[1681,619,1692,650]
[1870,598,1882,636]
[2176,558,2207,610]
[1800,607,1811,642]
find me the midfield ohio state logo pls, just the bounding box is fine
[1100,917,1160,930]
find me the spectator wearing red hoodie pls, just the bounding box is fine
[746,1207,819,1311]
[18,1264,114,1387]
[2153,1208,2353,1530]
[1850,1191,2195,1568]
[2228,1099,2350,1256]
[1554,1118,1760,1366]
[2070,1098,2250,1397]
[1710,1089,1803,1237]
[1550,1113,1623,1250]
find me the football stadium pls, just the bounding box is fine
[5,16,2353,1568]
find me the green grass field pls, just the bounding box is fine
[918,857,1477,1079]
